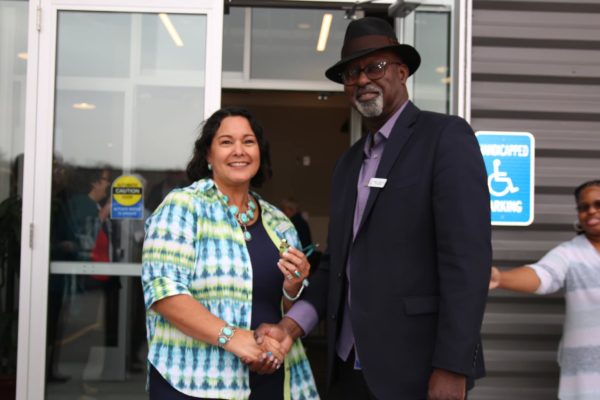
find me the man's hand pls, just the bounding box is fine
[255,322,292,354]
[427,368,466,400]
[256,317,304,350]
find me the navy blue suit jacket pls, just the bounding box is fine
[303,102,492,399]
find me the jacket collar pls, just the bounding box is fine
[356,101,420,234]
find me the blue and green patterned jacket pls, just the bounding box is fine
[142,178,319,399]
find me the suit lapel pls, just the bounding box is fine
[356,102,420,234]
[339,137,366,259]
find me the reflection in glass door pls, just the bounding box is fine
[47,11,207,399]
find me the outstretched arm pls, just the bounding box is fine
[489,266,541,293]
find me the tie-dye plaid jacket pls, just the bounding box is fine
[142,179,319,399]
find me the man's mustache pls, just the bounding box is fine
[354,84,382,99]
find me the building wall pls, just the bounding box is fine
[470,0,600,398]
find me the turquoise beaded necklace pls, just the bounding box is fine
[220,193,257,241]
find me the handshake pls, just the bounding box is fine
[234,318,302,374]
[227,244,312,374]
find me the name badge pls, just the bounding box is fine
[367,177,387,188]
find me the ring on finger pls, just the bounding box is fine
[294,270,301,278]
[286,274,293,280]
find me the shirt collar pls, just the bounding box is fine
[363,100,409,154]
[194,178,263,202]
[378,100,409,139]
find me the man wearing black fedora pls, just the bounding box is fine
[257,17,491,399]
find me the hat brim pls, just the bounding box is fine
[325,44,421,84]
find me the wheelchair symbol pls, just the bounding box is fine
[488,159,519,197]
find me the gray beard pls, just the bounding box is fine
[352,85,383,117]
[355,97,383,117]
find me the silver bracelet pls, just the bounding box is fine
[282,279,309,302]
[217,324,236,348]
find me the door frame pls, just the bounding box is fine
[395,0,472,119]
[16,1,223,398]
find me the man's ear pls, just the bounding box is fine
[397,63,410,83]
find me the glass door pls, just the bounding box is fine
[0,2,29,399]
[17,1,223,398]
[393,0,471,117]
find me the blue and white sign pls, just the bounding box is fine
[111,175,144,220]
[476,131,535,226]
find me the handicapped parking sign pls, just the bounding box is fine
[475,131,535,226]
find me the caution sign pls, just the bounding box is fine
[111,175,144,219]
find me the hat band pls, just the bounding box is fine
[341,35,399,59]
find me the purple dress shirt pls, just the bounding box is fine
[286,101,409,364]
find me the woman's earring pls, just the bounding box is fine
[208,163,212,171]
[573,220,583,233]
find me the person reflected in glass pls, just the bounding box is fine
[53,167,112,262]
[280,197,312,250]
[281,197,321,272]
[47,157,74,383]
[51,166,113,321]
[490,180,600,400]
[142,107,319,400]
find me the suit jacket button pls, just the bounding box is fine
[337,272,342,280]
[331,314,336,320]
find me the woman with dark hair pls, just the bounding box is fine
[142,107,319,400]
[490,180,600,400]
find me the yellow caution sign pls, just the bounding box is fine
[111,175,144,219]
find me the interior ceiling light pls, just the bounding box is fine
[72,102,96,110]
[17,52,28,60]
[435,66,448,74]
[316,13,333,52]
[159,13,184,47]
[297,23,311,30]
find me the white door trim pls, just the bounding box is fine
[16,1,223,398]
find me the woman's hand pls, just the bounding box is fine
[278,246,311,296]
[489,266,501,289]
[227,329,283,373]
[252,335,288,375]
[488,265,540,293]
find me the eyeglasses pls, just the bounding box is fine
[576,200,600,213]
[340,60,402,86]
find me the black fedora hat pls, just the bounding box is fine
[325,17,421,84]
